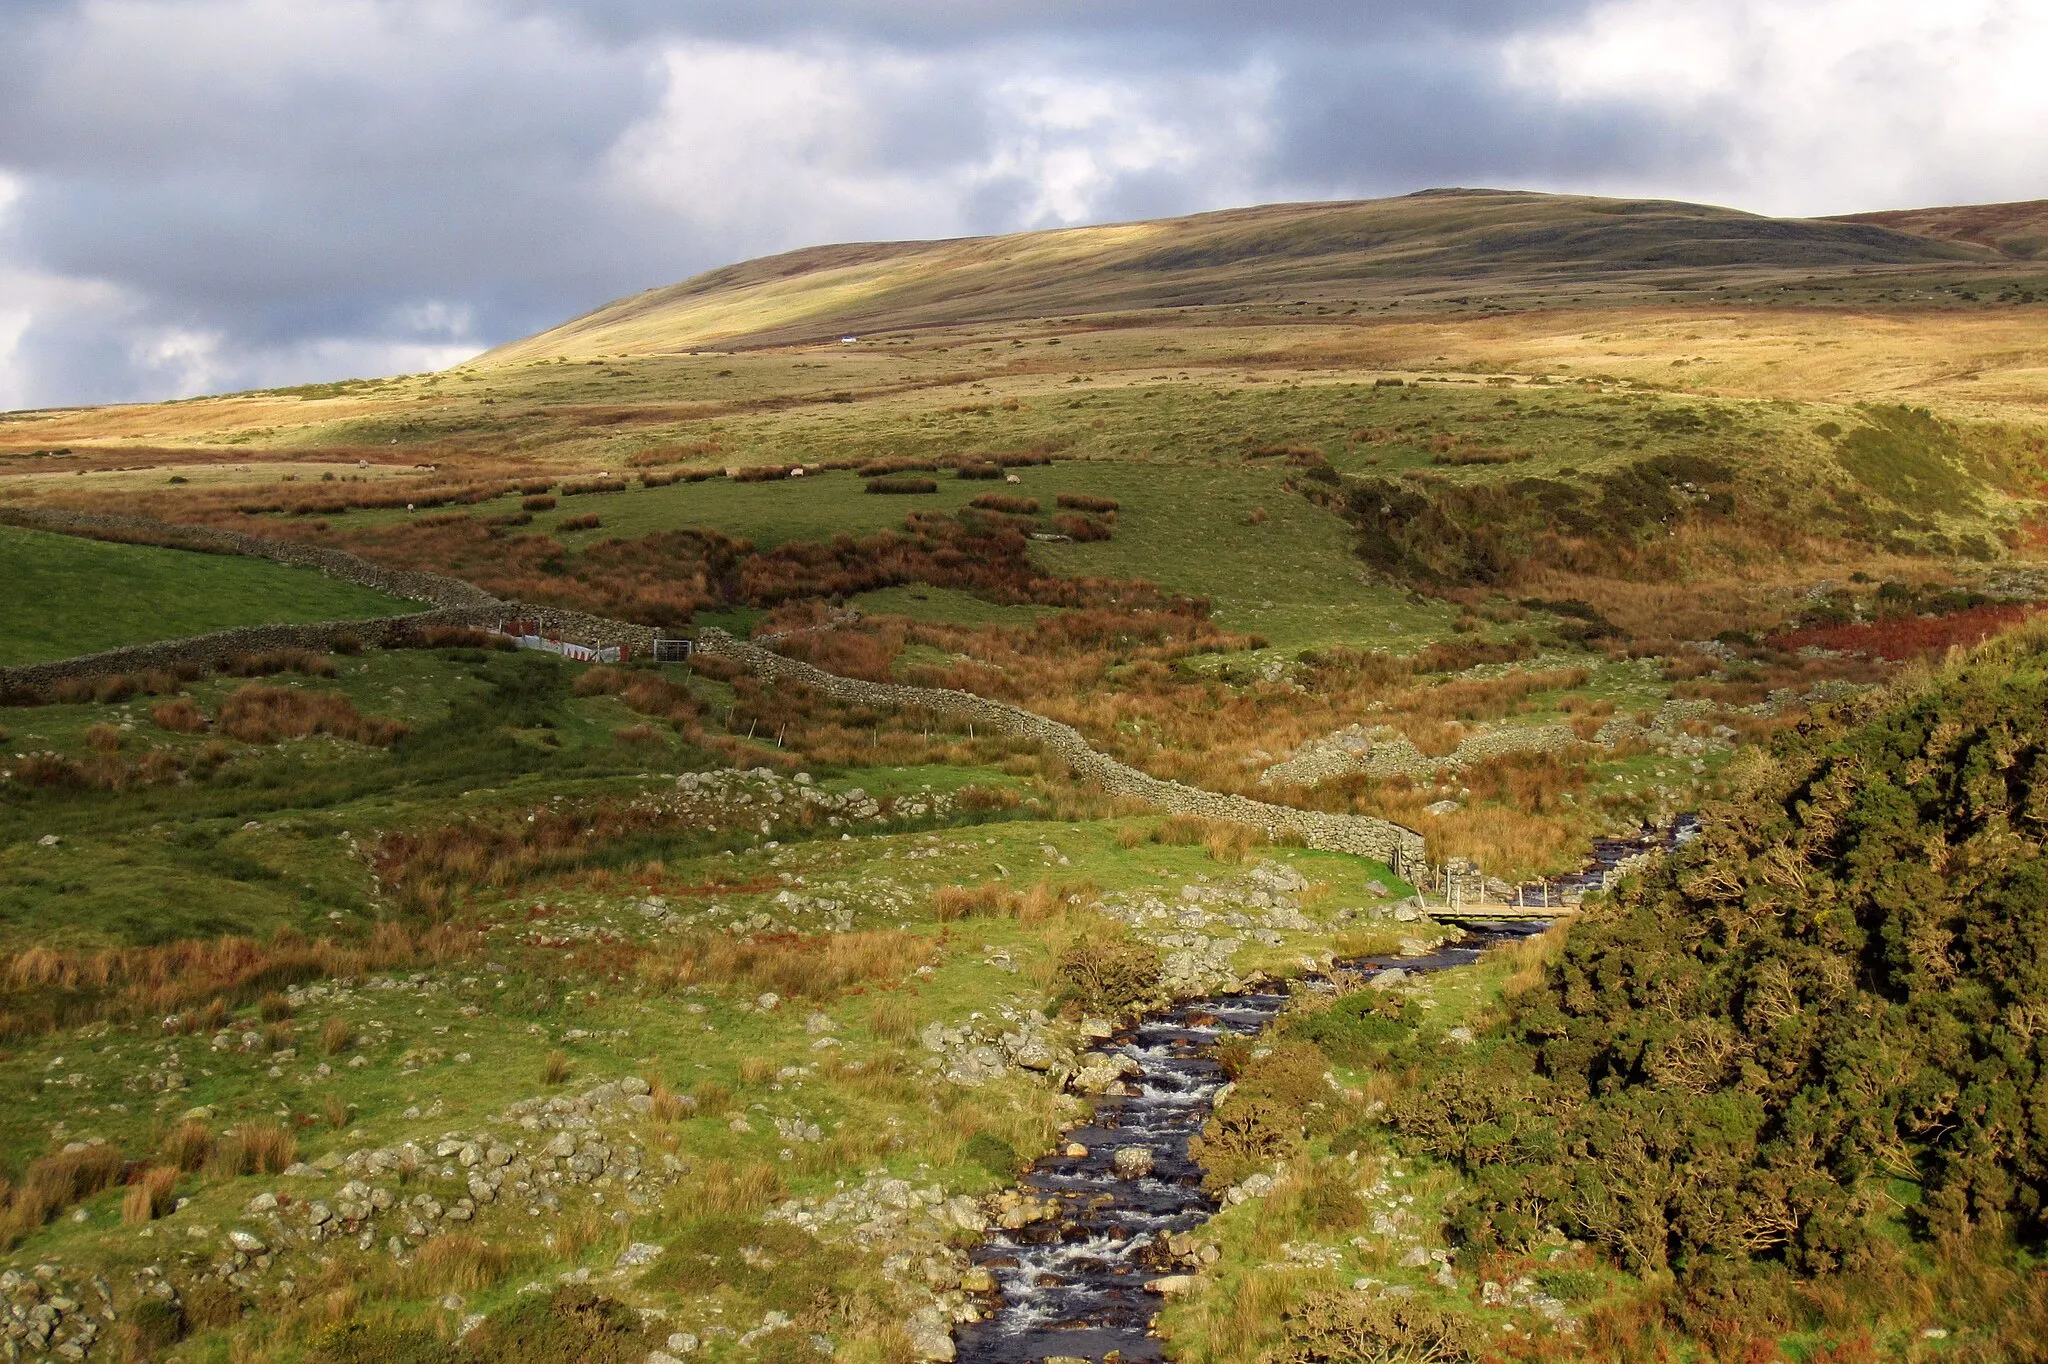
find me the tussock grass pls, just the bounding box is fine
[637,930,927,1002]
[122,1165,179,1224]
[161,1119,213,1172]
[869,996,917,1043]
[0,1143,124,1245]
[207,1121,296,1177]
[320,1016,356,1055]
[410,1234,511,1295]
[671,1158,783,1218]
[218,683,405,746]
[0,926,426,1042]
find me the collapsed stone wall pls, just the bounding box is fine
[693,629,1427,876]
[1262,721,1584,787]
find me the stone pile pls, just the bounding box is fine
[919,1008,1074,1087]
[1093,860,1336,994]
[2,1266,114,1361]
[766,1173,993,1360]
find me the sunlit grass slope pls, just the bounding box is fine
[479,190,1988,362]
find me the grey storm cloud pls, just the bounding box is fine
[0,0,2038,408]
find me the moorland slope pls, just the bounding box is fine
[482,189,1996,360]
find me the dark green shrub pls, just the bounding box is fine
[127,1299,186,1353]
[463,1287,647,1364]
[1398,625,2048,1279]
[308,1319,458,1364]
[1189,1093,1301,1191]
[962,1132,1021,1179]
[1285,993,1416,1065]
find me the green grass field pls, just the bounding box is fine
[0,524,414,665]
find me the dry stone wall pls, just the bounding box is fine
[694,629,1427,876]
[0,510,1424,875]
[0,508,668,692]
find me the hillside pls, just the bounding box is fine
[1831,197,2048,260]
[480,189,1995,361]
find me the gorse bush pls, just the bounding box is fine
[1397,622,2048,1284]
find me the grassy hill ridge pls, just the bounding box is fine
[481,189,1994,363]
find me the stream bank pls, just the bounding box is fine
[952,926,1541,1364]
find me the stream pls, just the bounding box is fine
[952,926,1541,1364]
[953,819,1697,1364]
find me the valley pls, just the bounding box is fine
[2,189,2047,1363]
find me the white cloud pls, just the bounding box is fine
[1502,0,2048,214]
[2,0,2043,409]
[609,39,1275,257]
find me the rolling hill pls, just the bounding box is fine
[1829,196,2048,259]
[480,188,1996,362]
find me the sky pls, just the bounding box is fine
[1,0,2043,410]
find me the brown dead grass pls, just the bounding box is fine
[0,923,445,1041]
[217,684,404,746]
[207,1121,295,1177]
[122,1165,179,1224]
[1,1143,124,1245]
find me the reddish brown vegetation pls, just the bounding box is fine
[1,1143,124,1246]
[574,665,703,739]
[1770,602,2042,660]
[1050,512,1113,541]
[970,494,1040,515]
[149,697,207,733]
[0,922,460,1041]
[217,684,405,746]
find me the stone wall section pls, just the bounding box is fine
[693,629,1427,876]
[0,510,1424,875]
